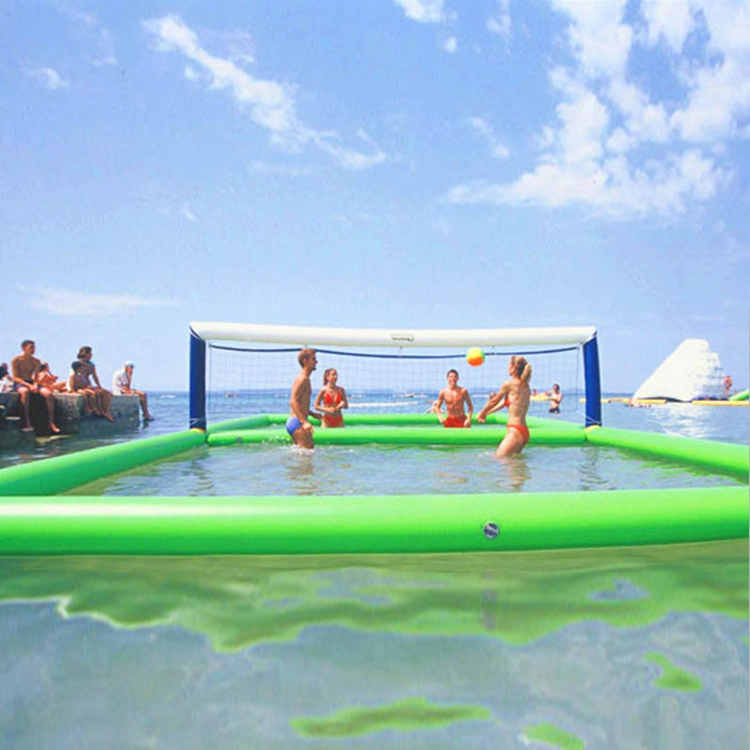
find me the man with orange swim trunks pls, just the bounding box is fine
[435,369,473,428]
[477,356,532,457]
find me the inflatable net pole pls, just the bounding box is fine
[190,329,207,431]
[583,335,602,427]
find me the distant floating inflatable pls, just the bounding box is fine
[633,339,727,403]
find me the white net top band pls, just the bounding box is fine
[190,322,597,348]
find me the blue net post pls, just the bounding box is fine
[189,329,206,431]
[583,334,602,427]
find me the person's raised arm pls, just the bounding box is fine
[478,383,509,422]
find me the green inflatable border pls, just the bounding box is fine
[0,414,747,555]
[1,487,746,556]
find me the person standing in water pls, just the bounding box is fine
[287,348,323,449]
[435,369,473,427]
[547,383,563,414]
[314,368,349,427]
[477,355,532,457]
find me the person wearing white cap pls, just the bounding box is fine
[112,361,154,421]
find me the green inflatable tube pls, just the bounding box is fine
[0,430,206,497]
[729,389,749,402]
[207,426,585,447]
[208,413,576,432]
[1,486,745,556]
[205,414,271,433]
[585,427,748,482]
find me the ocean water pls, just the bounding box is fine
[0,395,747,748]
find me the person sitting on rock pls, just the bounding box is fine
[36,362,68,392]
[10,340,60,433]
[112,361,154,421]
[76,346,114,422]
[67,361,101,416]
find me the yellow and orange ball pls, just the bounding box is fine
[466,347,485,367]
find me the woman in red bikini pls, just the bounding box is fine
[477,355,532,457]
[314,368,349,428]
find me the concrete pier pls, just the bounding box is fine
[0,392,141,450]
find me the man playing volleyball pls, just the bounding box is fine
[287,348,323,449]
[435,369,473,428]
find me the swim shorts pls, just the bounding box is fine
[286,416,303,436]
[506,423,530,445]
[444,415,469,428]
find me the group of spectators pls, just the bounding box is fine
[0,340,152,434]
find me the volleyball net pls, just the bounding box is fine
[189,322,602,430]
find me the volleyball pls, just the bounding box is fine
[466,347,485,367]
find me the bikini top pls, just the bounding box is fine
[324,389,342,406]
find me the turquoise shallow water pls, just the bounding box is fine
[0,396,747,748]
[70,441,741,497]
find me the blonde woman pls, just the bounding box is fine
[477,355,532,457]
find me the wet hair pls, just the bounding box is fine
[0,364,8,378]
[510,356,532,383]
[78,346,92,358]
[553,383,560,390]
[298,348,315,367]
[447,369,459,379]
[71,361,83,371]
[21,339,34,348]
[323,368,337,385]
[39,362,48,372]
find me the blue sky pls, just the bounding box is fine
[1,0,748,393]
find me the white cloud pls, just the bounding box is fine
[640,0,695,53]
[447,0,747,219]
[552,0,632,79]
[28,287,180,317]
[487,0,511,40]
[393,0,447,24]
[447,147,725,218]
[29,67,70,90]
[442,36,457,54]
[143,15,386,170]
[468,117,509,159]
[669,3,750,142]
[181,205,197,222]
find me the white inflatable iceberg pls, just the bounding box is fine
[633,339,726,402]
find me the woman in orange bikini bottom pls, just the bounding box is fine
[506,423,530,445]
